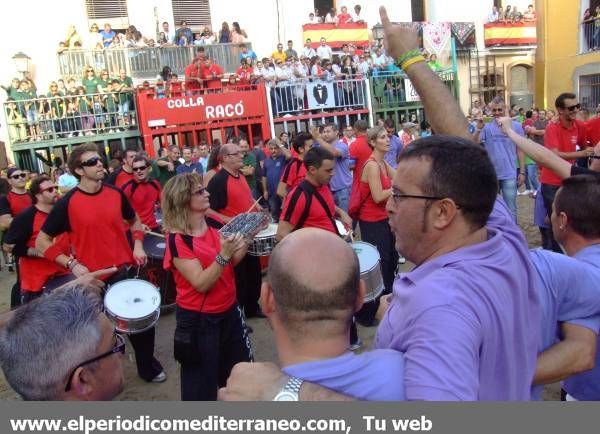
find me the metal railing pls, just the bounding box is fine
[269,77,368,118]
[57,43,253,80]
[3,91,138,147]
[581,21,600,54]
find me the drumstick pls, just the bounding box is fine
[145,230,165,238]
[245,198,261,213]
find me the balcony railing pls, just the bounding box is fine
[57,43,253,81]
[581,20,600,54]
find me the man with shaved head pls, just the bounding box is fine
[261,228,404,400]
[207,141,265,318]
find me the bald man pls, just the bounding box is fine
[261,228,405,401]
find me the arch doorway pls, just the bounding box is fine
[510,64,534,110]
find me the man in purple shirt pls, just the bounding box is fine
[384,118,403,170]
[263,228,405,401]
[476,96,526,221]
[315,123,352,212]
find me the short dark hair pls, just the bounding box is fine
[353,119,368,132]
[555,92,577,109]
[303,147,334,170]
[398,135,498,229]
[292,132,313,153]
[320,122,338,133]
[554,175,600,239]
[525,110,533,119]
[132,156,149,167]
[68,143,101,180]
[123,148,137,160]
[287,40,293,44]
[383,118,395,129]
[29,175,52,204]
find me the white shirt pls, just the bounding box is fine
[308,16,320,24]
[302,46,316,58]
[316,44,333,60]
[351,12,364,23]
[324,13,336,24]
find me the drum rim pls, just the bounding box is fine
[351,241,381,272]
[254,223,278,239]
[105,279,161,319]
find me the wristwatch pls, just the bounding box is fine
[273,377,303,401]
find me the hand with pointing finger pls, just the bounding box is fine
[379,6,420,60]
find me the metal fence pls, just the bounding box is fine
[580,73,600,111]
[581,21,599,54]
[269,77,368,118]
[57,43,252,81]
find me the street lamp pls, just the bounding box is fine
[372,24,385,42]
[12,52,31,77]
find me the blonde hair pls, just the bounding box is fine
[161,173,203,233]
[366,126,386,149]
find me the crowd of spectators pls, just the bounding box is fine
[487,4,537,24]
[307,5,365,24]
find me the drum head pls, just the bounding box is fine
[143,235,166,259]
[255,223,278,238]
[105,279,161,319]
[335,220,349,236]
[351,242,380,273]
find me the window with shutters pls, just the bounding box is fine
[172,0,212,30]
[85,0,129,29]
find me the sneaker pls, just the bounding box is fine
[349,339,363,351]
[398,255,406,264]
[151,371,167,383]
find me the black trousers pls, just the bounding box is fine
[540,183,562,253]
[10,258,21,310]
[175,304,253,401]
[233,254,262,317]
[356,219,399,325]
[106,268,164,381]
[20,290,43,305]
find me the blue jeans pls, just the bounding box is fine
[499,178,518,221]
[525,164,540,191]
[333,187,351,212]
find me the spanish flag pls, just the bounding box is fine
[484,22,537,46]
[302,23,370,49]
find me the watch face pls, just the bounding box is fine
[273,391,298,401]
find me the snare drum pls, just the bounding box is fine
[351,241,384,303]
[335,220,352,242]
[248,223,278,256]
[104,279,161,334]
[142,234,176,310]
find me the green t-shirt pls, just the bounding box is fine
[46,92,66,117]
[118,76,134,103]
[105,93,118,112]
[242,153,257,189]
[82,77,100,94]
[153,157,180,187]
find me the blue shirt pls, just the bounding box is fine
[529,247,600,399]
[100,30,116,47]
[240,50,257,62]
[198,157,209,173]
[562,244,600,400]
[263,155,287,196]
[176,162,203,175]
[330,140,352,192]
[384,134,402,169]
[480,120,525,180]
[283,350,405,401]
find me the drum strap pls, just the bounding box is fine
[298,181,341,237]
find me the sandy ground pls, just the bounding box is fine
[0,195,561,401]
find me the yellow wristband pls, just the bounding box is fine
[401,55,426,71]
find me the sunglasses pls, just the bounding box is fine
[132,165,148,172]
[80,156,102,167]
[564,103,581,111]
[41,186,57,193]
[491,108,504,113]
[10,173,27,179]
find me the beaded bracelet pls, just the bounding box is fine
[401,54,426,71]
[396,49,421,67]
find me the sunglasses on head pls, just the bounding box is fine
[80,156,102,167]
[564,103,581,111]
[10,173,27,179]
[132,165,148,172]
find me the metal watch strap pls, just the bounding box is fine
[215,254,229,266]
[284,376,303,395]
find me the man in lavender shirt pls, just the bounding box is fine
[218,8,539,401]
[262,228,405,401]
[475,96,526,220]
[383,118,403,170]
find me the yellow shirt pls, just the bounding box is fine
[271,51,287,63]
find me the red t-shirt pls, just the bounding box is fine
[202,64,224,89]
[338,13,352,24]
[207,169,254,218]
[114,169,134,189]
[349,134,372,187]
[122,179,161,229]
[359,160,392,222]
[41,185,135,272]
[184,62,203,91]
[236,66,252,84]
[164,230,236,313]
[587,116,600,148]
[280,158,306,190]
[280,181,337,233]
[540,120,588,186]
[4,206,70,292]
[0,191,32,217]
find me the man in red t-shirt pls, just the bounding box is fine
[4,175,70,304]
[106,148,136,188]
[207,143,264,319]
[278,147,352,240]
[122,156,161,231]
[587,115,600,149]
[202,58,224,89]
[277,132,313,199]
[539,92,594,252]
[0,167,33,309]
[36,143,166,383]
[184,57,204,94]
[349,119,371,188]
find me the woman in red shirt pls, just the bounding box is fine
[356,126,400,326]
[162,173,253,400]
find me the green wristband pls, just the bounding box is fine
[396,49,421,67]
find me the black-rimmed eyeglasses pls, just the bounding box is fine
[65,333,125,392]
[391,192,444,202]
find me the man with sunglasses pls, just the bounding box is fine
[36,143,166,384]
[0,287,125,400]
[4,175,70,304]
[0,167,33,309]
[539,92,594,252]
[105,147,137,188]
[122,156,162,233]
